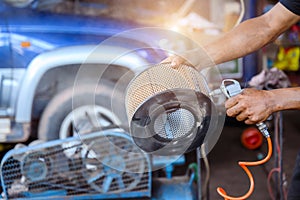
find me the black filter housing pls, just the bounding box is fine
[130,88,215,156]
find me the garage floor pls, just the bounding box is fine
[205,110,300,200]
[0,111,298,200]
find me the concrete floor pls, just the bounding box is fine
[205,110,300,200]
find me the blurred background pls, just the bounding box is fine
[0,0,299,199]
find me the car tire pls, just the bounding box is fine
[38,81,127,141]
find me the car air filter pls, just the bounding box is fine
[125,62,217,156]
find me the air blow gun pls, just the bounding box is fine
[213,79,272,200]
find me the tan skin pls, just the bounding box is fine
[166,2,300,124]
[225,88,300,124]
[204,3,300,64]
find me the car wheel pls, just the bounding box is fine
[38,81,126,141]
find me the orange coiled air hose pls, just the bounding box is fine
[217,137,272,200]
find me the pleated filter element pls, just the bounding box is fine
[126,63,209,120]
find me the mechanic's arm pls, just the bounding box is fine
[205,2,300,65]
[225,87,300,124]
[166,2,300,68]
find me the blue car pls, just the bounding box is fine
[0,0,192,142]
[0,0,240,144]
[0,2,221,199]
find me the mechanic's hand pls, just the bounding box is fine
[161,48,215,71]
[161,54,193,69]
[225,88,274,124]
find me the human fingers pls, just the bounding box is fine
[225,95,239,110]
[161,55,183,67]
[226,105,242,117]
[228,107,262,125]
[235,110,249,122]
[245,113,270,125]
[237,113,265,124]
[225,89,254,117]
[161,55,173,63]
[244,118,259,125]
